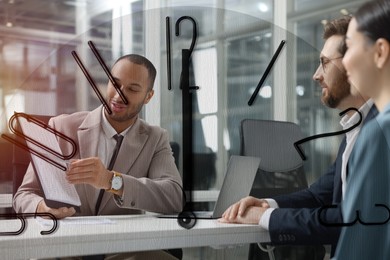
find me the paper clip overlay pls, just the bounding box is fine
[1,112,78,172]
[318,203,390,227]
[0,212,58,236]
[294,107,362,160]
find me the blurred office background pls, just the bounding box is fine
[0,0,367,259]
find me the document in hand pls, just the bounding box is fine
[17,116,81,208]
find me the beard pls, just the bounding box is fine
[107,104,143,123]
[104,98,144,125]
[321,74,351,108]
[108,110,139,123]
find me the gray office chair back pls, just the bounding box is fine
[240,119,304,173]
[240,119,308,197]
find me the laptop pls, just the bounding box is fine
[160,155,261,220]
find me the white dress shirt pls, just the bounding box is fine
[99,108,133,167]
[99,108,133,203]
[340,99,373,199]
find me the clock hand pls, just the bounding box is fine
[248,40,286,106]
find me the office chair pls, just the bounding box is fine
[0,138,13,193]
[193,149,216,191]
[240,119,307,196]
[170,141,180,170]
[240,119,325,260]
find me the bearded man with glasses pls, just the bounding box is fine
[220,16,377,259]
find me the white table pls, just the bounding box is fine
[0,214,270,259]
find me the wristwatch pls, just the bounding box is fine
[107,171,123,194]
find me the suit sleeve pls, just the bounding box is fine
[12,164,45,213]
[268,205,342,245]
[274,162,336,208]
[119,129,183,214]
[267,163,341,245]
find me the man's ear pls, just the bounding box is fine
[144,89,154,104]
[375,38,390,69]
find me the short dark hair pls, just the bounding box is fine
[114,54,157,89]
[355,0,390,44]
[323,16,352,56]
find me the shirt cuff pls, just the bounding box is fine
[259,208,275,230]
[264,198,279,208]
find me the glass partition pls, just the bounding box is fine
[0,0,366,199]
[0,0,370,258]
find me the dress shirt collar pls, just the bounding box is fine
[101,107,133,139]
[339,99,374,131]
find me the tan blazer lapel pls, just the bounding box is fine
[77,107,102,214]
[99,118,149,212]
[113,118,149,174]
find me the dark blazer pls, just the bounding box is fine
[335,104,390,259]
[268,105,378,254]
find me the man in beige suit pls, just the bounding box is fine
[13,54,183,259]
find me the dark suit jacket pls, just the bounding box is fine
[335,105,390,259]
[268,105,378,254]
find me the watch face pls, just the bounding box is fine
[111,176,123,190]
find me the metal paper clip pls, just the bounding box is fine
[294,107,362,160]
[318,203,390,227]
[0,214,25,236]
[0,212,58,236]
[1,112,77,171]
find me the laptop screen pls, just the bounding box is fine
[212,155,261,218]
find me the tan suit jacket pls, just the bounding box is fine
[13,106,183,215]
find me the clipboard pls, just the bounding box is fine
[12,113,81,209]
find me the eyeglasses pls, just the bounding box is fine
[318,56,343,73]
